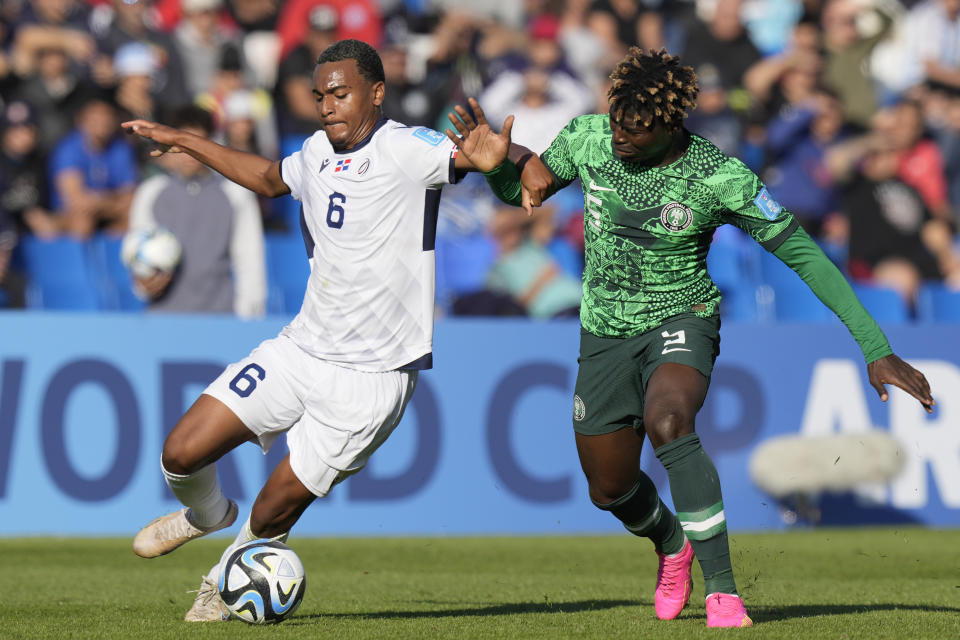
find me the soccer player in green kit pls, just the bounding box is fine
[445,48,936,628]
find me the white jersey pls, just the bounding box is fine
[279,119,458,372]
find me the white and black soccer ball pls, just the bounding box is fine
[120,227,182,278]
[218,539,306,624]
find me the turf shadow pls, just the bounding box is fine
[286,599,640,623]
[750,602,960,623]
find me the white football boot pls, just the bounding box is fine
[184,575,230,622]
[132,500,238,558]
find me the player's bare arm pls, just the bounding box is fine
[446,97,558,214]
[122,119,290,198]
[867,354,935,413]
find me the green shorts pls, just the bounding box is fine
[572,314,721,436]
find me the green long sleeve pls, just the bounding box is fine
[772,226,892,363]
[483,161,523,207]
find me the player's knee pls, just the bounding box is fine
[160,435,200,476]
[587,475,639,506]
[645,410,694,449]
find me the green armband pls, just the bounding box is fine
[483,161,523,207]
[772,227,893,363]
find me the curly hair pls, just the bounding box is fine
[316,39,385,85]
[607,48,699,130]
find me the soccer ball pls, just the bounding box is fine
[120,227,182,278]
[218,539,307,624]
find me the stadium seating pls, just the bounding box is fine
[707,235,760,322]
[756,248,835,323]
[849,284,909,324]
[916,282,960,322]
[434,233,497,310]
[18,237,102,311]
[265,233,310,315]
[89,233,146,312]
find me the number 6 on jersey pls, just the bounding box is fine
[326,192,346,229]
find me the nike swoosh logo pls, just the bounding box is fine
[662,348,692,354]
[589,180,616,192]
[319,159,330,173]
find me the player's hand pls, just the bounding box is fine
[519,155,553,215]
[867,354,935,414]
[135,271,173,299]
[122,119,182,157]
[445,98,512,173]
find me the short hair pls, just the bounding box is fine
[608,48,699,131]
[168,105,214,136]
[316,39,385,85]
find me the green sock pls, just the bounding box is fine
[655,433,738,595]
[591,472,686,555]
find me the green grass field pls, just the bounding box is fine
[2,527,957,639]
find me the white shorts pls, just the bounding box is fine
[204,334,418,497]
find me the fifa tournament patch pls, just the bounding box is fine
[335,158,351,172]
[412,127,446,146]
[754,187,783,220]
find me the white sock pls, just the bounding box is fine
[207,517,291,585]
[161,460,229,529]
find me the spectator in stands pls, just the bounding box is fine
[557,0,616,95]
[686,64,742,156]
[275,0,382,61]
[112,42,160,122]
[174,0,234,98]
[12,42,98,153]
[0,101,42,307]
[871,0,960,97]
[10,0,95,79]
[0,100,57,239]
[820,0,893,129]
[876,99,955,224]
[743,17,823,120]
[484,206,582,319]
[587,0,665,55]
[926,88,960,218]
[224,0,282,89]
[127,105,266,317]
[681,0,762,99]
[479,16,592,154]
[839,146,960,304]
[196,42,277,158]
[88,0,189,109]
[274,4,338,140]
[763,89,847,238]
[49,95,137,237]
[381,38,438,127]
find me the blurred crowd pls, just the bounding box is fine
[1,0,960,318]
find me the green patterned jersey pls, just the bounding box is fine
[541,113,799,338]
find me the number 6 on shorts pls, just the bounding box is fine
[229,363,266,398]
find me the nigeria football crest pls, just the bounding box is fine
[573,395,586,421]
[660,202,693,231]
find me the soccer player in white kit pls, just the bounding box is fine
[122,39,506,621]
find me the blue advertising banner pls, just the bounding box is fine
[0,312,957,536]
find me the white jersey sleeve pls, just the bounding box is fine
[279,132,322,202]
[383,126,459,188]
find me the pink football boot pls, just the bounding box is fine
[654,539,694,620]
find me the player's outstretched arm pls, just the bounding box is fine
[446,98,557,215]
[122,120,290,198]
[772,226,935,413]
